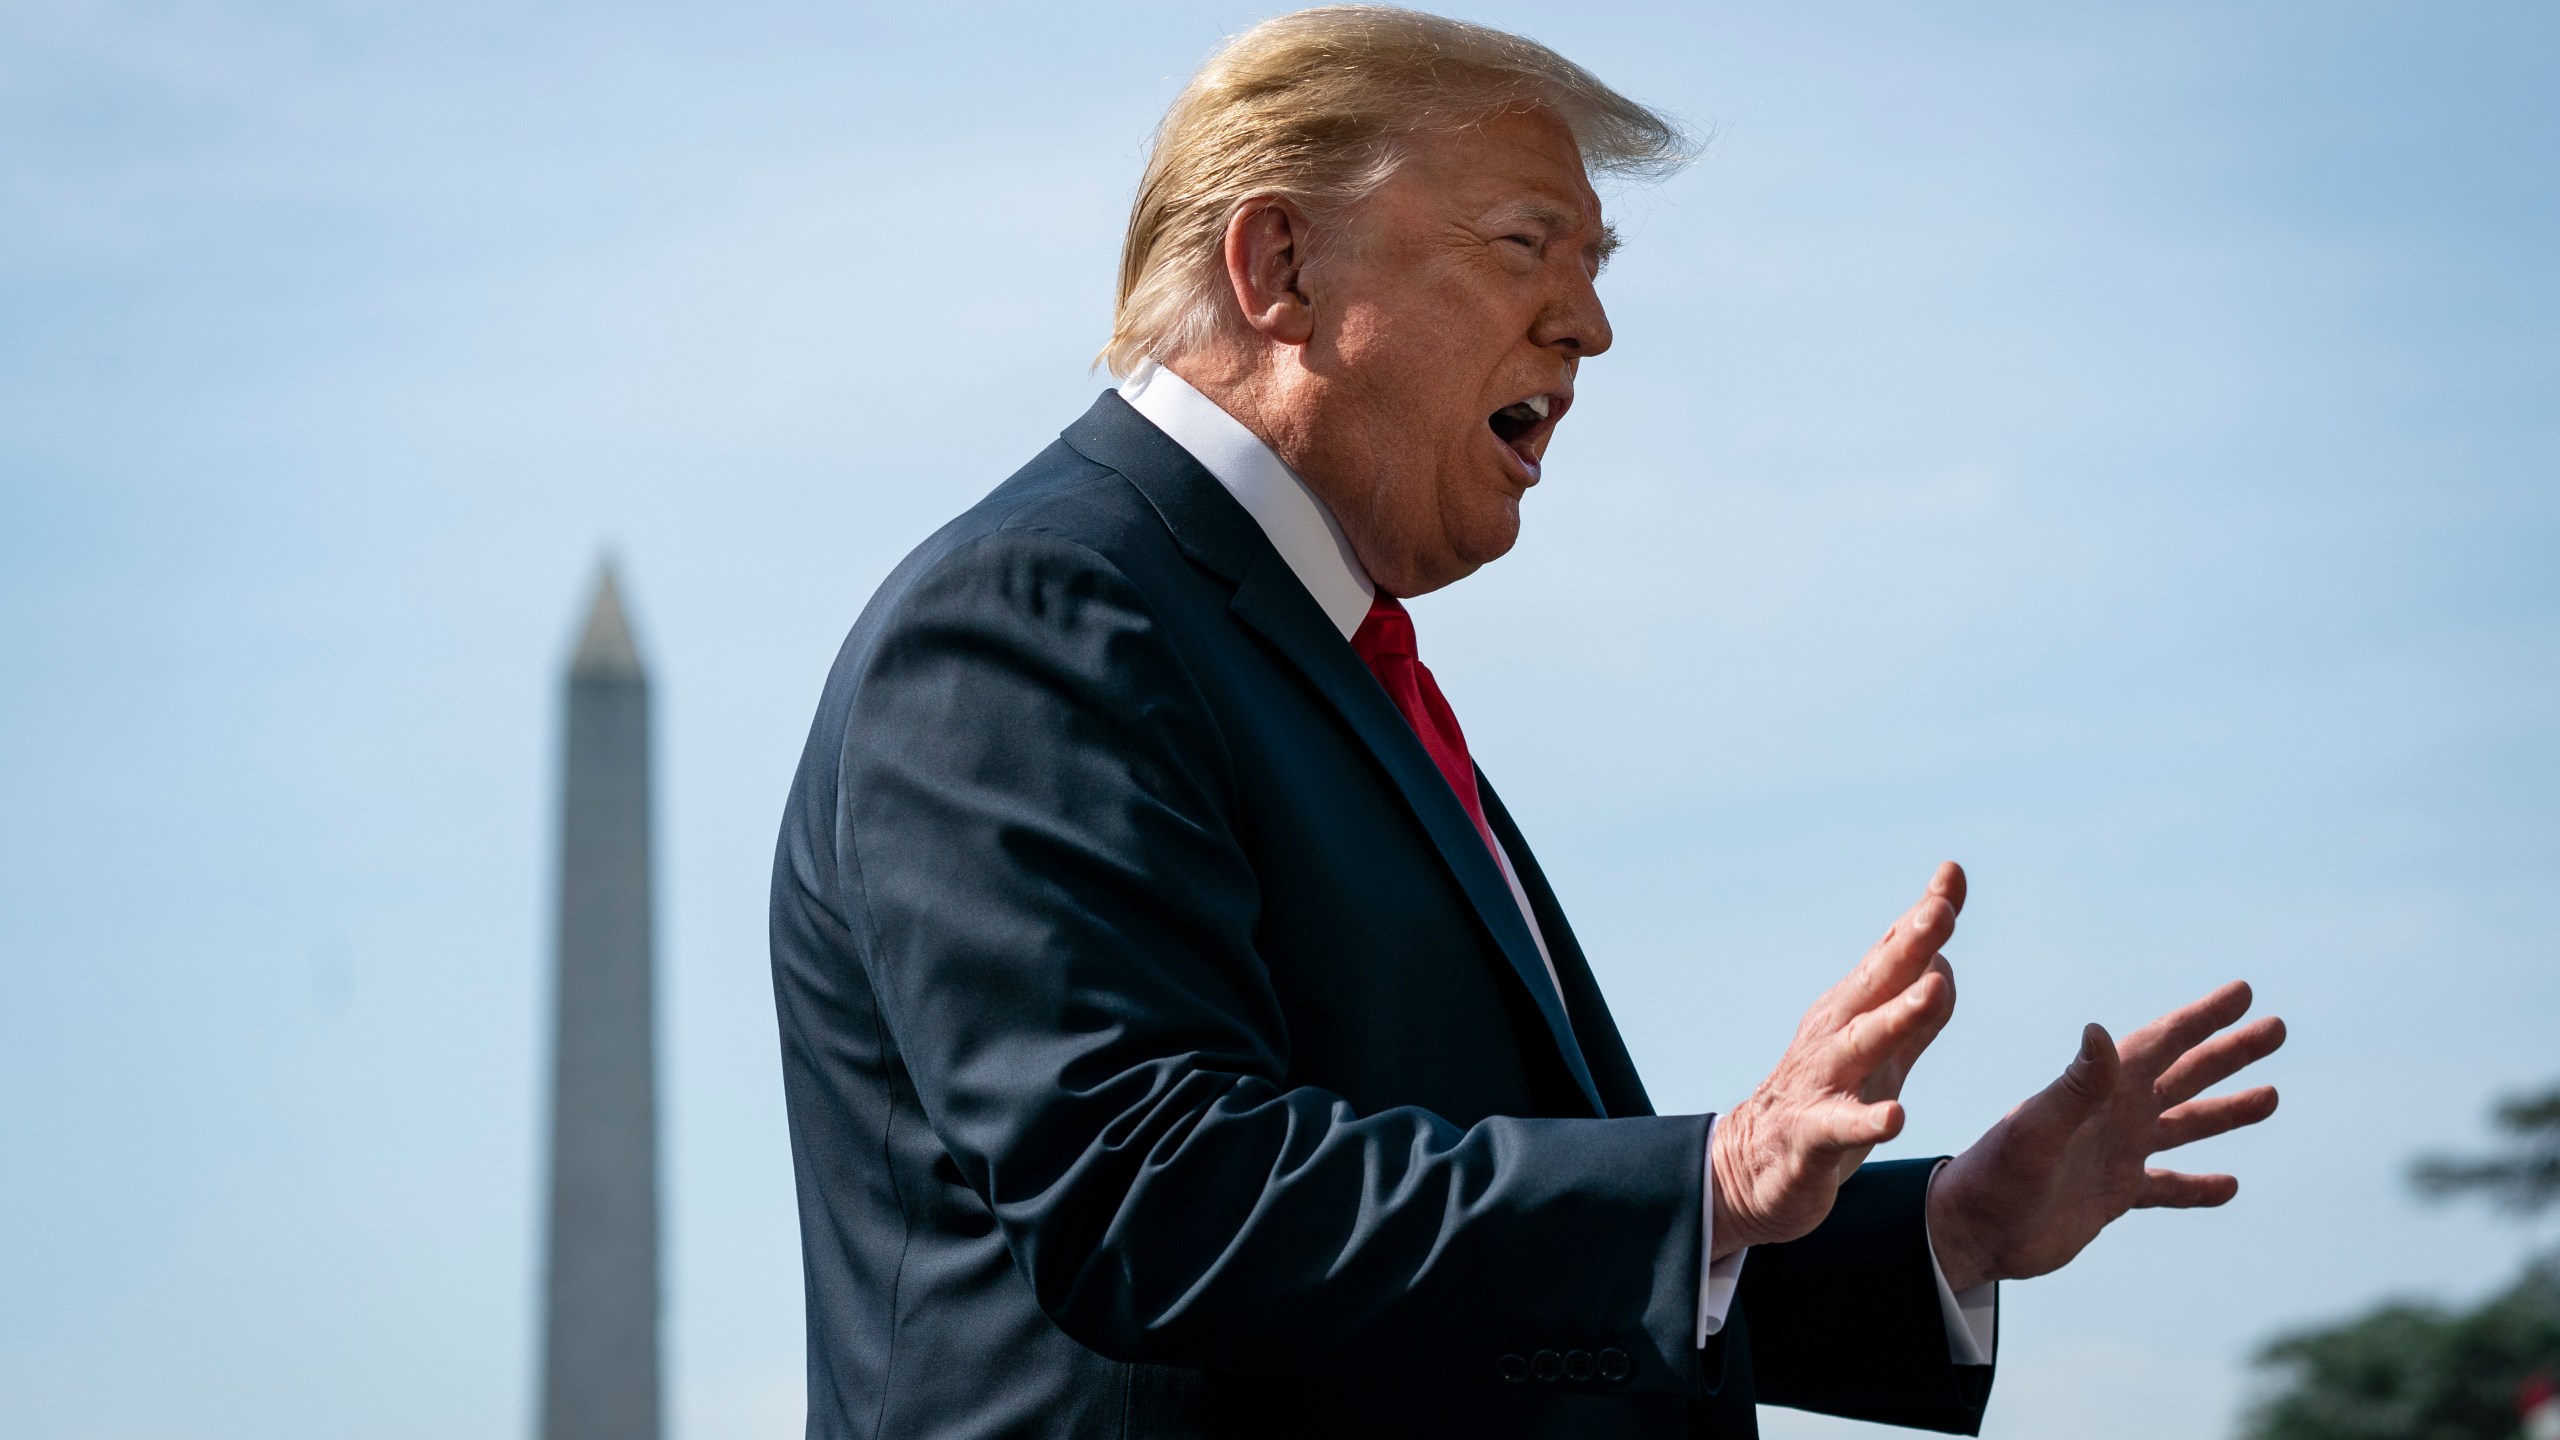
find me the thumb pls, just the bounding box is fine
[2017,1023,2119,1144]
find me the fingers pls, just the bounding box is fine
[2155,1084,2279,1150]
[1813,1094,1907,1152]
[1832,965,1955,1083]
[2155,1015,2287,1107]
[1887,954,1959,1075]
[1928,860,1967,917]
[2133,1168,2239,1209]
[2122,980,2254,1078]
[1836,873,1963,1017]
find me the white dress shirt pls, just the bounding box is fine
[1117,359,1994,1366]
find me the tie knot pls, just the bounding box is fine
[1352,593,1416,661]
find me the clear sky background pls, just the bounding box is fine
[2,3,2553,1437]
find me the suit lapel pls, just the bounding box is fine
[1227,554,1608,1117]
[1060,392,1608,1117]
[1480,779,1656,1119]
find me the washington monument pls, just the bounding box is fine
[537,564,661,1440]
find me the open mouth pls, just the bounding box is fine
[1487,392,1566,477]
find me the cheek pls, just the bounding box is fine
[1339,278,1499,406]
[1348,324,1476,415]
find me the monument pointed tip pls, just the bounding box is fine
[571,560,645,680]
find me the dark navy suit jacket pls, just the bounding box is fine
[770,393,1996,1438]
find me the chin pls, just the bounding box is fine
[1452,501,1524,571]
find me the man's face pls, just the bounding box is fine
[1287,105,1614,596]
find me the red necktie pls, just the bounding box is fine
[1352,594,1501,861]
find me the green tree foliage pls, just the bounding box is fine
[2415,1089,2560,1218]
[2238,1081,2560,1440]
[2241,1260,2560,1440]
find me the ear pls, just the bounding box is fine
[1221,197,1317,347]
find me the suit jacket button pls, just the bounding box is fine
[1564,1349,1596,1382]
[1498,1353,1529,1383]
[1597,1347,1632,1382]
[1530,1349,1563,1382]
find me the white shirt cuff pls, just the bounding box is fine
[1924,1159,1997,1365]
[1696,1114,1747,1346]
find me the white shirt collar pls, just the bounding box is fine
[1118,359,1377,639]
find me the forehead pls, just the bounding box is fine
[1397,106,1604,231]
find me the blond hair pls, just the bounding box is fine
[1101,5,1694,376]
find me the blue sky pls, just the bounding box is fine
[1,3,2553,1437]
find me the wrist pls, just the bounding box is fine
[1707,1108,1765,1258]
[1925,1162,1993,1292]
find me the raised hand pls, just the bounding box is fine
[1924,980,2287,1292]
[1710,863,1966,1255]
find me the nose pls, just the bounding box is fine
[1533,266,1613,360]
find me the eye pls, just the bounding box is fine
[1501,234,1540,252]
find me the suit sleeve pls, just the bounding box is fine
[829,526,1711,1393]
[1734,1159,1998,1434]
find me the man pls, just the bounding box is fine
[770,8,2286,1438]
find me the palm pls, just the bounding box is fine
[1930,982,2286,1290]
[1712,864,1965,1254]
